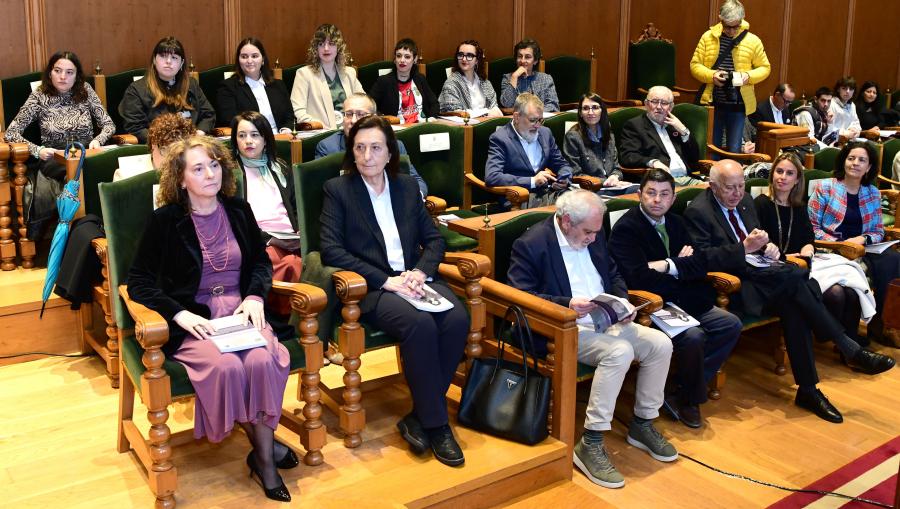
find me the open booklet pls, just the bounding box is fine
[588,294,649,332]
[865,240,899,254]
[205,314,267,353]
[397,283,455,313]
[650,303,701,338]
[745,253,785,268]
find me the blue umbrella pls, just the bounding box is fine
[40,141,86,318]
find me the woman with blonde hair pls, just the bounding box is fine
[289,23,364,129]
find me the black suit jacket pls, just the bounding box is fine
[320,173,446,314]
[507,216,628,308]
[127,197,292,355]
[747,97,794,128]
[369,72,439,120]
[619,114,700,171]
[216,75,295,129]
[608,206,714,316]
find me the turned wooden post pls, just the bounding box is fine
[334,273,366,448]
[0,143,14,270]
[93,238,119,388]
[10,143,34,268]
[295,292,326,466]
[137,327,176,508]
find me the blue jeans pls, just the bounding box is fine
[712,107,746,155]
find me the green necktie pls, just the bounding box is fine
[655,222,670,255]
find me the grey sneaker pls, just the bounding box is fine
[573,437,625,489]
[626,419,678,462]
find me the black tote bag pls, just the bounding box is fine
[457,305,551,445]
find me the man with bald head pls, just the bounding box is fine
[619,86,701,186]
[684,159,870,424]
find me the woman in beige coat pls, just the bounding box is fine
[290,23,364,130]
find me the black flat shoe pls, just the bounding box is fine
[678,404,703,429]
[273,438,300,469]
[397,413,430,455]
[247,453,292,502]
[845,349,896,375]
[795,389,843,424]
[428,426,464,467]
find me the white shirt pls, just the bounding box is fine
[826,97,861,138]
[512,124,544,188]
[246,76,277,131]
[713,197,748,242]
[650,120,689,177]
[553,216,604,326]
[769,97,784,124]
[639,205,679,277]
[362,172,405,272]
[465,75,486,110]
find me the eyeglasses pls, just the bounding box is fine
[456,52,477,61]
[524,116,544,125]
[344,110,371,121]
[647,99,672,107]
[581,105,601,112]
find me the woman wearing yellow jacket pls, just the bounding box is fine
[690,0,770,154]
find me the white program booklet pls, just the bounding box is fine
[865,240,899,254]
[206,314,267,353]
[397,283,454,313]
[650,303,701,338]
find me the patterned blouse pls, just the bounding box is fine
[438,71,498,112]
[4,83,115,158]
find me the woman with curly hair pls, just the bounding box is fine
[289,23,364,129]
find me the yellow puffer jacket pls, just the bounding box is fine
[690,20,770,115]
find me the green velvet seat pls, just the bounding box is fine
[628,39,677,99]
[813,147,840,172]
[672,186,705,215]
[469,116,513,210]
[357,60,394,93]
[608,106,645,143]
[197,64,233,123]
[104,68,145,133]
[672,103,711,160]
[879,138,900,190]
[281,64,305,93]
[545,55,592,105]
[487,56,516,101]
[804,169,833,198]
[83,145,149,219]
[425,57,454,102]
[542,112,578,149]
[1,71,42,141]
[298,128,340,163]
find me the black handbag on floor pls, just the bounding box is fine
[457,305,551,445]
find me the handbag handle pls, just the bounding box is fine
[492,304,539,392]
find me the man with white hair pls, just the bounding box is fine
[619,86,701,185]
[485,92,573,207]
[507,188,675,489]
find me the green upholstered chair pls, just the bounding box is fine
[0,71,42,140]
[83,144,150,220]
[105,68,145,133]
[292,152,490,448]
[394,122,479,251]
[357,60,394,93]
[545,55,594,106]
[99,169,327,508]
[672,186,705,215]
[804,168,833,198]
[487,56,516,103]
[464,116,523,210]
[298,128,339,163]
[877,139,900,226]
[198,64,233,124]
[425,57,455,102]
[672,103,771,173]
[608,106,648,180]
[627,38,698,102]
[282,64,305,93]
[812,147,840,172]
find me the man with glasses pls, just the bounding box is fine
[315,92,427,197]
[485,92,573,208]
[619,86,702,185]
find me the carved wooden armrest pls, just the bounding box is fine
[859,129,880,141]
[601,98,643,107]
[297,121,324,131]
[627,290,663,327]
[213,127,232,138]
[271,281,327,315]
[879,175,900,189]
[118,285,170,349]
[463,173,530,207]
[696,160,714,174]
[885,227,900,242]
[331,271,368,303]
[382,115,400,125]
[442,252,491,279]
[706,271,741,294]
[620,166,649,176]
[91,237,107,257]
[881,189,899,217]
[814,240,865,259]
[477,277,578,323]
[111,134,139,145]
[572,175,601,191]
[786,255,806,268]
[425,195,447,216]
[706,144,772,163]
[673,85,699,95]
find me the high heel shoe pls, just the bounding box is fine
[274,438,300,469]
[246,453,292,502]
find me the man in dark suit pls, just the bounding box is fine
[608,169,741,428]
[745,83,796,144]
[619,86,701,185]
[684,159,869,423]
[485,92,573,207]
[508,189,675,489]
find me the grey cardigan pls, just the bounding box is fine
[499,71,559,112]
[438,71,498,112]
[562,127,622,180]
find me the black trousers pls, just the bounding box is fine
[361,282,469,429]
[864,249,900,337]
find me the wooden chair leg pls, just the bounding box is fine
[141,345,176,508]
[94,239,119,388]
[773,336,787,376]
[708,368,725,400]
[10,144,34,268]
[117,352,135,454]
[297,312,325,466]
[337,297,365,448]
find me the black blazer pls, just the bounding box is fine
[319,172,446,314]
[119,76,216,144]
[216,75,295,129]
[237,159,299,238]
[127,197,292,355]
[369,72,439,120]
[619,114,700,171]
[507,216,628,307]
[608,206,715,316]
[747,98,795,128]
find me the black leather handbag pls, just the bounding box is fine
[457,305,551,445]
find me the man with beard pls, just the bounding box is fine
[485,92,573,208]
[794,87,837,149]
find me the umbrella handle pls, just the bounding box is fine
[64,141,87,181]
